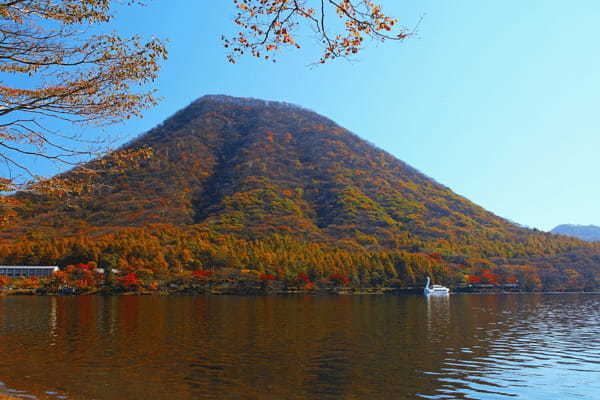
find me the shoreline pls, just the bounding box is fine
[1,287,598,297]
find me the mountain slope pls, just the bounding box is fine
[552,224,600,242]
[11,95,520,238]
[1,95,600,290]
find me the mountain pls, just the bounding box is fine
[551,224,600,242]
[1,95,600,290]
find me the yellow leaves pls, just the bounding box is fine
[0,1,167,193]
[94,146,155,176]
[0,178,15,193]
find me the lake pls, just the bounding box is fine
[0,294,599,400]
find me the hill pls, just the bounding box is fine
[1,95,599,291]
[551,224,600,242]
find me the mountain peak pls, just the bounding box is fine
[10,94,512,239]
[193,94,310,112]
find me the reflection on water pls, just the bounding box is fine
[0,294,599,400]
[426,294,450,332]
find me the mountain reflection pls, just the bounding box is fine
[0,294,599,400]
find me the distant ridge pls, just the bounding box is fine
[551,224,600,242]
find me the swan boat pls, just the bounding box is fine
[424,276,450,295]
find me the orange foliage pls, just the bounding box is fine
[0,1,166,191]
[1,98,600,293]
[481,271,500,286]
[224,0,410,64]
[13,277,41,289]
[0,275,11,287]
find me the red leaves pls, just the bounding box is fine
[329,273,350,286]
[288,272,313,289]
[61,263,102,289]
[117,272,141,289]
[193,270,214,279]
[468,271,500,286]
[481,271,500,286]
[259,273,277,281]
[76,263,93,271]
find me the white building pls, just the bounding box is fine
[0,266,59,278]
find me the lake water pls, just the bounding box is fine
[0,294,599,400]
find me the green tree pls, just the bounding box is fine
[99,252,119,286]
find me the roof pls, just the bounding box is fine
[0,266,59,269]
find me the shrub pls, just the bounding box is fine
[13,277,41,289]
[193,270,213,279]
[259,273,277,281]
[329,273,350,286]
[117,272,142,290]
[0,275,11,287]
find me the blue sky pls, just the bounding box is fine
[33,1,600,231]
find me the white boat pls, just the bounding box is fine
[424,276,450,295]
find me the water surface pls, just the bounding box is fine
[0,294,599,400]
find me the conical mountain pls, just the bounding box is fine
[2,95,600,289]
[11,95,522,238]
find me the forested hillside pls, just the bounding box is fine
[1,95,599,291]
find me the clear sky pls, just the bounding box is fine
[41,1,600,231]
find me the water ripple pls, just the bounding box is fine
[0,294,599,400]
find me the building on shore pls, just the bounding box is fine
[0,266,59,278]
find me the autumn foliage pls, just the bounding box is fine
[329,273,351,286]
[0,274,11,287]
[0,0,167,192]
[260,273,277,281]
[225,0,412,64]
[193,270,214,279]
[0,96,599,293]
[117,273,142,290]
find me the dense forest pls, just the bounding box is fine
[1,95,599,292]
